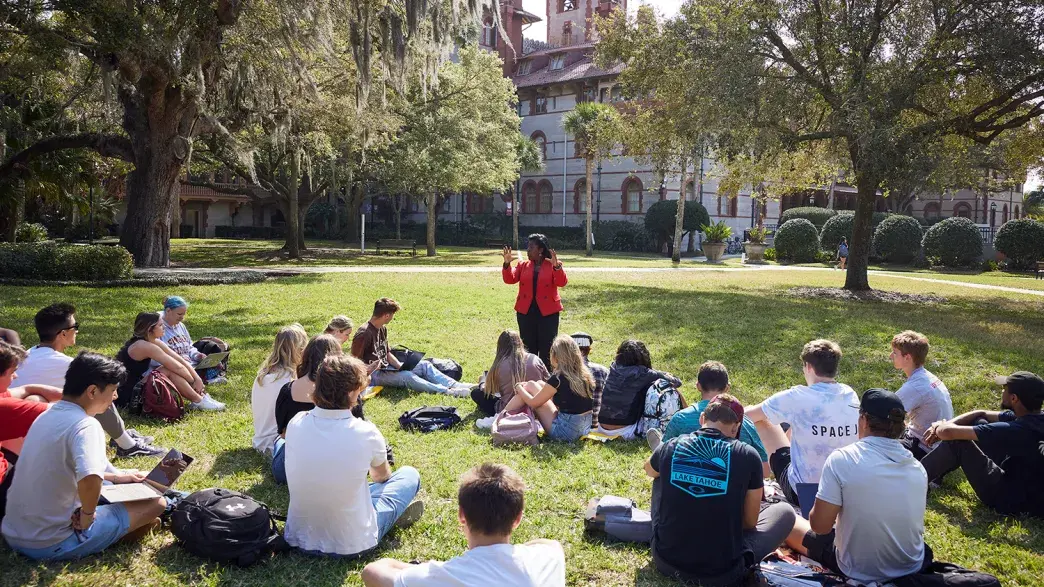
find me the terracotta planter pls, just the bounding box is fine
[703,242,726,262]
[744,242,768,263]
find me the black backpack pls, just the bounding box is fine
[893,563,1001,587]
[398,406,461,432]
[170,488,289,567]
[425,358,463,382]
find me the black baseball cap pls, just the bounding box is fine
[571,332,593,348]
[852,388,906,423]
[994,372,1044,402]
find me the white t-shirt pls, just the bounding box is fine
[817,436,927,583]
[395,541,567,587]
[283,407,388,555]
[896,367,953,452]
[251,370,294,455]
[759,381,859,485]
[1,401,112,549]
[13,345,73,389]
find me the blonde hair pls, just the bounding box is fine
[325,315,353,334]
[892,330,930,367]
[485,330,527,398]
[256,323,308,384]
[550,335,594,398]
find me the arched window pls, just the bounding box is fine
[538,180,554,214]
[954,202,972,218]
[923,202,941,220]
[530,132,547,163]
[522,181,538,214]
[574,179,587,213]
[622,177,643,214]
[728,196,738,217]
[684,180,696,202]
[1015,205,1020,219]
[1002,205,1009,224]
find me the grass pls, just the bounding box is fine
[1,269,1043,586]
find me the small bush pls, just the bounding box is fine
[596,221,654,252]
[15,222,49,243]
[873,215,924,264]
[922,217,983,267]
[981,259,999,272]
[774,219,820,263]
[0,243,134,281]
[763,247,777,261]
[780,207,836,230]
[994,218,1044,269]
[644,200,710,250]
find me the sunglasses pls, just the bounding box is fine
[61,323,79,333]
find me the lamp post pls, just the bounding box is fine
[596,161,602,224]
[990,201,997,227]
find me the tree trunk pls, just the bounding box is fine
[286,148,301,258]
[512,184,520,250]
[426,193,438,256]
[689,154,703,254]
[585,157,594,256]
[394,195,403,239]
[844,179,879,291]
[0,181,24,242]
[672,157,688,263]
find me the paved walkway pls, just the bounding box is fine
[136,264,1044,297]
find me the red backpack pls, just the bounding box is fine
[142,370,185,422]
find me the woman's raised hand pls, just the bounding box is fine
[550,248,560,267]
[502,245,513,264]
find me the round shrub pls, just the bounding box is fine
[819,213,854,252]
[994,218,1044,269]
[644,199,711,250]
[780,206,837,230]
[774,218,820,263]
[0,243,134,281]
[15,222,48,243]
[872,215,924,264]
[921,217,983,267]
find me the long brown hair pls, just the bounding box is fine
[133,311,162,339]
[257,323,308,384]
[485,330,527,398]
[298,334,343,380]
[550,335,594,398]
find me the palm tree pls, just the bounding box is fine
[513,135,544,249]
[562,102,619,256]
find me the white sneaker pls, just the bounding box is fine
[207,376,229,385]
[445,385,471,398]
[476,415,496,430]
[190,393,226,411]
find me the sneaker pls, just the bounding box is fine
[207,376,229,385]
[445,385,471,398]
[475,415,496,430]
[115,439,167,458]
[645,428,663,451]
[395,500,425,529]
[190,393,226,411]
[126,428,155,444]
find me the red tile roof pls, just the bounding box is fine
[513,55,624,88]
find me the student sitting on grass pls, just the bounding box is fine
[324,315,354,348]
[646,395,796,585]
[920,371,1044,519]
[472,330,549,421]
[251,323,308,457]
[16,303,164,458]
[655,361,770,477]
[890,330,953,460]
[116,312,225,411]
[271,334,343,484]
[352,298,473,397]
[745,339,858,506]
[0,327,19,346]
[1,352,167,561]
[595,340,682,440]
[500,335,596,443]
[786,389,929,584]
[571,332,608,429]
[284,354,423,558]
[0,342,50,520]
[159,296,226,385]
[362,463,565,587]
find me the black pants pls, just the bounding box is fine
[920,439,1009,512]
[803,530,934,579]
[517,305,559,368]
[769,447,799,506]
[899,432,929,461]
[0,449,18,521]
[471,387,499,416]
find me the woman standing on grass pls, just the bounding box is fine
[251,323,308,457]
[502,234,567,367]
[499,335,595,443]
[472,330,550,421]
[116,311,225,411]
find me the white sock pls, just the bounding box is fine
[114,432,136,450]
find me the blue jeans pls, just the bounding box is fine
[296,466,421,558]
[548,411,593,442]
[9,503,130,561]
[272,437,287,484]
[370,361,460,395]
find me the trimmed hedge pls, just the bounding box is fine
[922,217,983,267]
[994,218,1044,269]
[644,200,711,249]
[819,213,854,252]
[0,243,134,280]
[873,215,924,264]
[774,219,820,263]
[15,222,48,243]
[780,207,836,230]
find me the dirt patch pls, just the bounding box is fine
[787,287,947,305]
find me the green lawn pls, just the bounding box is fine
[1,270,1042,586]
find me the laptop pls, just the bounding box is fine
[100,449,193,504]
[380,349,425,372]
[194,352,229,370]
[795,483,819,519]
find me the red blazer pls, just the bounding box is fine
[503,259,567,316]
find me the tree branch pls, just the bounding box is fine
[0,133,135,182]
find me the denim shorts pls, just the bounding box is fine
[9,503,130,561]
[548,411,593,442]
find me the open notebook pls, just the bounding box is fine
[100,449,193,504]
